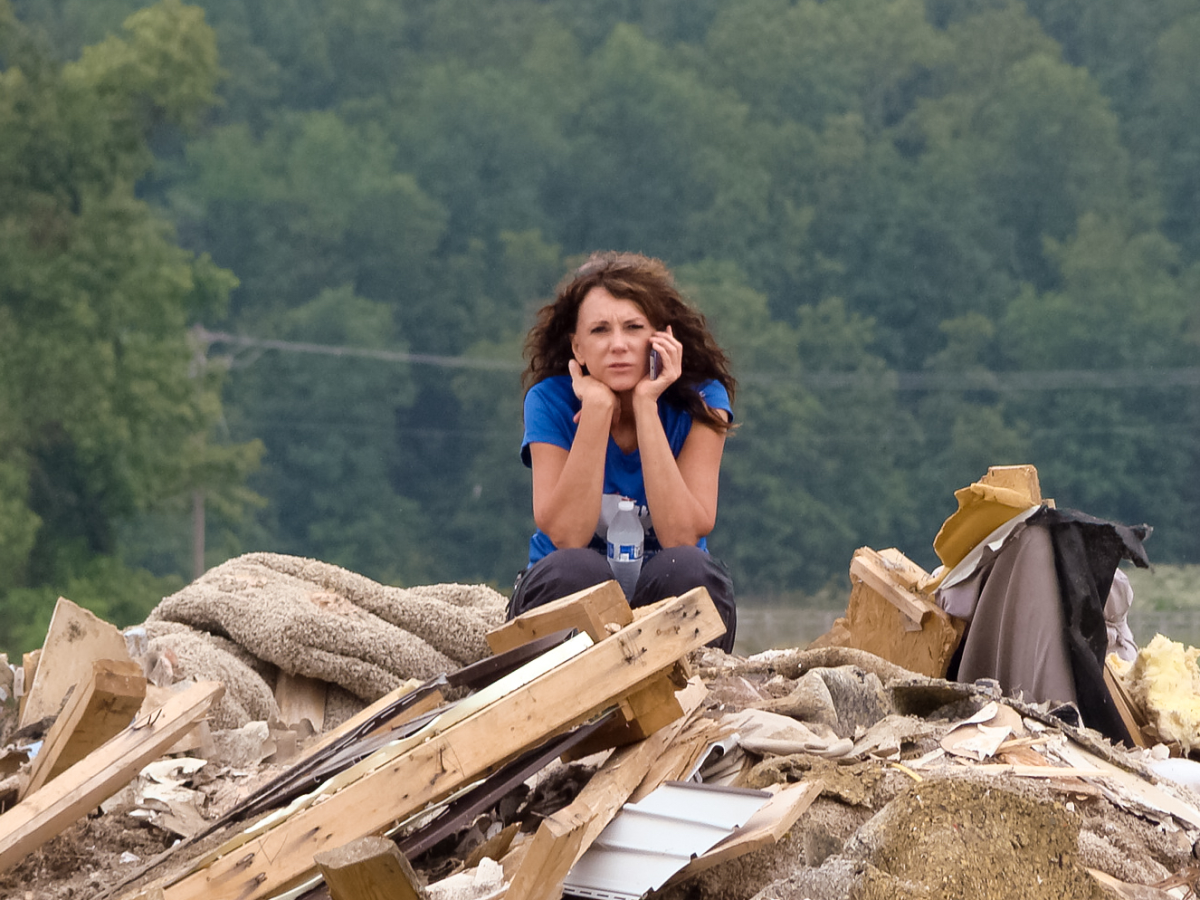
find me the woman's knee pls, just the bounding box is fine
[635,546,737,652]
[507,548,612,620]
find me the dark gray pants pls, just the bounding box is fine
[507,545,737,652]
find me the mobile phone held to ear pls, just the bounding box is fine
[649,348,661,380]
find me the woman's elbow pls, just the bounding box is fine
[658,516,715,549]
[535,513,593,550]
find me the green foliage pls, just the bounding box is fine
[221,286,422,583]
[0,553,183,655]
[0,0,256,656]
[5,0,1199,622]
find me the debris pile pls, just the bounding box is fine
[2,467,1199,900]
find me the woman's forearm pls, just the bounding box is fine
[531,398,612,548]
[633,395,721,547]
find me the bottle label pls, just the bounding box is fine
[608,543,643,562]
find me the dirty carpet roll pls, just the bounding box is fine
[145,553,507,714]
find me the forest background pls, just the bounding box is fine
[1,0,1197,656]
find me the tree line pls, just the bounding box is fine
[1,0,1197,655]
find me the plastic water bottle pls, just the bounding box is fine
[607,499,644,601]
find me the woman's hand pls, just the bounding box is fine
[569,359,618,426]
[634,325,682,403]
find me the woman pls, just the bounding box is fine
[508,251,738,651]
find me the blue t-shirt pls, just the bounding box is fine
[520,375,732,566]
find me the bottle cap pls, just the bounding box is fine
[618,499,635,511]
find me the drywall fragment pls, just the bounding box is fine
[426,857,503,900]
[940,701,1025,761]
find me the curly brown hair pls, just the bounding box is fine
[523,251,735,432]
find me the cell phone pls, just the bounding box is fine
[649,348,661,380]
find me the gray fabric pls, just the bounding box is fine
[953,524,1077,706]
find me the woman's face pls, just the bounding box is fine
[570,286,654,392]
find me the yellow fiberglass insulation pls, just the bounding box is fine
[1117,634,1200,753]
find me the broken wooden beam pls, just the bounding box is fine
[486,581,632,655]
[21,659,147,800]
[561,665,687,759]
[504,808,589,900]
[157,588,725,900]
[492,583,684,757]
[0,680,224,873]
[503,679,709,899]
[315,835,425,900]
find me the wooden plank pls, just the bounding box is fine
[665,780,824,885]
[486,581,632,655]
[0,680,224,873]
[21,659,147,799]
[504,680,708,899]
[849,550,933,625]
[19,649,41,722]
[562,669,686,760]
[315,835,424,900]
[20,597,133,729]
[1103,662,1150,750]
[1050,742,1200,830]
[275,670,328,732]
[302,679,435,759]
[504,808,589,900]
[160,588,724,900]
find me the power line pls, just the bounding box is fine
[195,328,1200,392]
[195,327,522,372]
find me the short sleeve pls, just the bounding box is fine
[699,381,733,422]
[520,377,578,467]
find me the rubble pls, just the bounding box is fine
[1,470,1198,900]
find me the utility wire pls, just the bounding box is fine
[194,328,1200,392]
[195,327,521,371]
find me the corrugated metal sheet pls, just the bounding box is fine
[563,781,771,900]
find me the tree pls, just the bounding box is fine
[1002,215,1197,560]
[679,260,914,592]
[221,286,426,583]
[0,0,258,654]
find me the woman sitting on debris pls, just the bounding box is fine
[507,251,738,651]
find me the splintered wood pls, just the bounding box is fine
[21,659,147,799]
[155,588,725,900]
[0,681,224,872]
[811,547,963,678]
